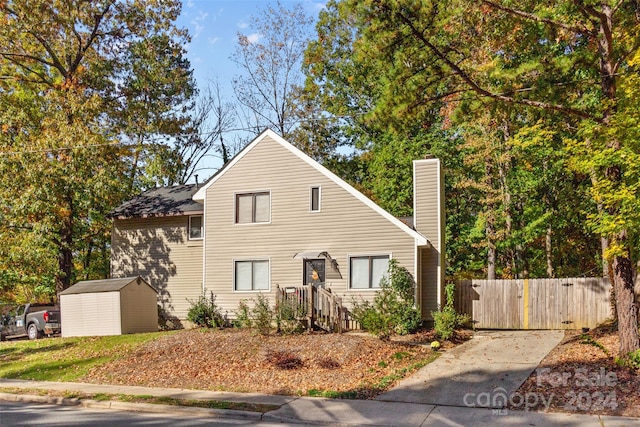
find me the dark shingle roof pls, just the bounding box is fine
[109,184,203,219]
[398,216,415,229]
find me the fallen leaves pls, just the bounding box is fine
[513,326,640,417]
[81,328,437,398]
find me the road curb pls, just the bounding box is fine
[107,400,263,420]
[0,392,262,421]
[262,412,353,426]
[0,392,81,406]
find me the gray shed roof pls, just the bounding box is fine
[60,277,157,295]
[109,184,203,219]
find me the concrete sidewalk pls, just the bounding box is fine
[0,378,638,426]
[377,330,565,407]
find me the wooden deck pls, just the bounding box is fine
[276,284,359,332]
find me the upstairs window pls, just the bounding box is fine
[349,255,390,289]
[310,186,321,212]
[236,192,270,224]
[189,215,203,240]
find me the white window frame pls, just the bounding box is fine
[188,215,203,240]
[310,186,321,212]
[348,254,391,290]
[234,191,271,224]
[233,259,270,292]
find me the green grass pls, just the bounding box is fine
[0,331,174,381]
[307,389,358,399]
[374,353,439,390]
[116,394,279,412]
[578,333,608,355]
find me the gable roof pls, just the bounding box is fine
[109,184,203,219]
[193,129,428,246]
[60,276,157,295]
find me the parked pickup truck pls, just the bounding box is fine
[0,303,61,341]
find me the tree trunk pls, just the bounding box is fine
[102,238,109,279]
[612,245,640,354]
[597,4,639,355]
[601,236,610,277]
[487,219,496,280]
[485,161,497,280]
[56,193,74,296]
[84,238,93,280]
[546,224,554,278]
[497,120,516,277]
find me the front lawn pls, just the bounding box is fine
[0,332,173,382]
[0,328,440,399]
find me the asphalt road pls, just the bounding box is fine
[0,401,309,427]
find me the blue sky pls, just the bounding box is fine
[175,1,325,177]
[176,0,324,94]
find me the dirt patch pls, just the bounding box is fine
[513,325,640,417]
[81,328,445,399]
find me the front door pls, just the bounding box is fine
[304,259,325,286]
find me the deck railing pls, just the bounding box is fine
[276,284,359,332]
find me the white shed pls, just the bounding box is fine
[60,276,158,337]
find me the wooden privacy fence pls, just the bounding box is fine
[453,277,612,330]
[275,284,359,332]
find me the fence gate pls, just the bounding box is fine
[455,278,611,330]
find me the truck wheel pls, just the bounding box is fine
[27,323,41,340]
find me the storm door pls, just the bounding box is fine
[303,259,326,286]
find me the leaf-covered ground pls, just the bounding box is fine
[81,328,446,399]
[513,325,640,417]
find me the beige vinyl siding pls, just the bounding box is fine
[419,247,439,319]
[119,282,159,333]
[60,292,121,337]
[111,216,203,320]
[414,159,445,316]
[204,135,417,314]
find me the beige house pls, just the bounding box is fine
[110,185,204,322]
[111,129,445,323]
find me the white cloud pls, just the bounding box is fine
[238,21,249,30]
[208,36,220,45]
[308,1,326,12]
[186,0,194,8]
[246,33,262,44]
[191,10,208,39]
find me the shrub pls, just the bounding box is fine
[628,350,640,369]
[251,293,274,335]
[351,260,421,339]
[234,300,252,328]
[431,283,469,341]
[275,294,307,335]
[186,292,225,328]
[616,349,640,369]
